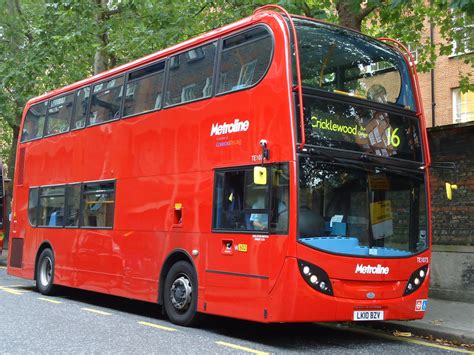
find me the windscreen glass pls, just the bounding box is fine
[298,157,427,257]
[293,18,416,111]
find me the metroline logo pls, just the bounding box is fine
[210,119,250,136]
[355,264,390,275]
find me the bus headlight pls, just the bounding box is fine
[404,265,428,296]
[298,260,333,296]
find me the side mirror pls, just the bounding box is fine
[253,166,267,185]
[445,182,458,200]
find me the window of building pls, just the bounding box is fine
[65,184,81,227]
[218,27,273,94]
[165,42,217,106]
[21,102,47,142]
[451,13,473,56]
[89,77,124,125]
[407,43,420,63]
[82,181,115,228]
[45,93,75,136]
[453,88,474,123]
[28,188,39,226]
[71,87,90,130]
[38,186,65,227]
[124,61,165,117]
[213,163,289,233]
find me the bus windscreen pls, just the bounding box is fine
[298,158,428,258]
[293,18,416,111]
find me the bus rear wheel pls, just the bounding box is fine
[36,248,56,295]
[163,261,198,326]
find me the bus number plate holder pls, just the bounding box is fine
[353,310,384,321]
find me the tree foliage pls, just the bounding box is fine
[0,0,472,176]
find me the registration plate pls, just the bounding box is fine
[353,310,384,321]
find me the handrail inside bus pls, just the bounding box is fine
[253,5,306,151]
[378,38,431,166]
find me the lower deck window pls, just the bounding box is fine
[28,180,115,229]
[38,186,65,227]
[82,182,115,228]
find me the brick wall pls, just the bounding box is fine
[417,24,473,128]
[428,122,474,245]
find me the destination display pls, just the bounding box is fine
[301,95,423,162]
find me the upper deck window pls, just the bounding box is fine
[71,87,90,130]
[89,76,124,125]
[218,27,273,94]
[124,61,165,117]
[165,42,217,106]
[45,93,74,136]
[293,18,416,111]
[21,102,47,142]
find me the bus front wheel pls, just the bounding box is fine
[163,261,198,326]
[36,248,56,295]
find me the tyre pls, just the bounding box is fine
[163,261,199,326]
[36,248,56,295]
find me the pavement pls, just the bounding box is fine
[1,247,472,346]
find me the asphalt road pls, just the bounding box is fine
[0,266,469,354]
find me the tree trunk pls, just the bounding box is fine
[335,0,363,31]
[7,126,19,180]
[94,0,108,75]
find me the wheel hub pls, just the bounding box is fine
[40,256,52,287]
[170,276,192,311]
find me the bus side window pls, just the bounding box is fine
[45,93,74,136]
[82,181,115,228]
[71,87,90,130]
[89,77,124,125]
[28,188,39,226]
[218,26,273,94]
[65,184,81,227]
[213,167,274,233]
[38,186,65,227]
[164,42,217,107]
[21,102,47,142]
[124,61,165,117]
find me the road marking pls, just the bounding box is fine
[138,321,177,332]
[81,308,112,316]
[0,286,24,295]
[0,266,6,270]
[215,341,269,355]
[38,297,62,304]
[317,323,471,354]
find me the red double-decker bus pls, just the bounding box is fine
[8,6,431,326]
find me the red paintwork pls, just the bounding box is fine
[7,7,431,323]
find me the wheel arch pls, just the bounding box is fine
[34,241,55,281]
[158,249,196,305]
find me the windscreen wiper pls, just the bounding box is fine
[374,165,424,181]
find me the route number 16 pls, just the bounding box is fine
[387,127,401,148]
